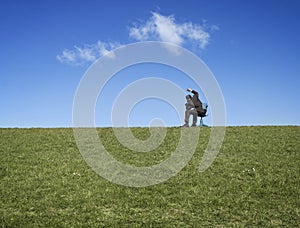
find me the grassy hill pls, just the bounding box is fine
[0,126,299,226]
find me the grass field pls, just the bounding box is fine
[0,126,299,227]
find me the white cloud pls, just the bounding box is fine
[129,12,212,50]
[56,41,123,66]
[56,49,77,64]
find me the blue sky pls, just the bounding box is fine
[0,0,299,127]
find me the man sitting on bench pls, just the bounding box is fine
[182,88,207,127]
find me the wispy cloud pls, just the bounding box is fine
[57,12,217,65]
[56,41,123,66]
[129,12,214,50]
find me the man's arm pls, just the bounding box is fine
[187,88,198,96]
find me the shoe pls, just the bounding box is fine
[191,124,197,127]
[181,124,189,127]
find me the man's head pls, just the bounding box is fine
[186,95,192,100]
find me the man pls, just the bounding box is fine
[182,88,207,127]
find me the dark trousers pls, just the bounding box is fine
[185,109,198,125]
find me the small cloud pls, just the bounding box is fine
[129,12,212,52]
[56,41,123,66]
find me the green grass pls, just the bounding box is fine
[0,126,299,227]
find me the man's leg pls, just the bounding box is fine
[184,109,198,126]
[191,111,198,126]
[183,110,190,126]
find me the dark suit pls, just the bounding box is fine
[191,90,206,116]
